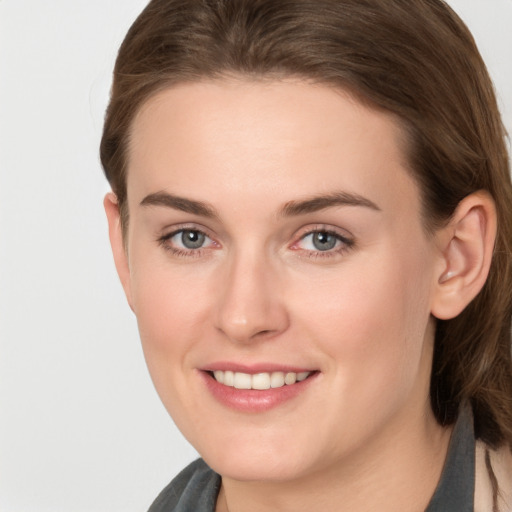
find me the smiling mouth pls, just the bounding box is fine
[209,370,313,390]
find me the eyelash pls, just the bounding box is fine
[157,226,355,260]
[157,226,216,258]
[291,227,355,260]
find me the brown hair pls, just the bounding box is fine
[100,0,512,448]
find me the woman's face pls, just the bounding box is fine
[111,79,445,481]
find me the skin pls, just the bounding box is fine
[105,79,496,511]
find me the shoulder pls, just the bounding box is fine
[147,458,221,512]
[475,441,512,512]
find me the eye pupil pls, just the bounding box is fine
[181,230,205,249]
[312,232,337,251]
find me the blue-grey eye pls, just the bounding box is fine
[311,231,338,251]
[181,230,206,249]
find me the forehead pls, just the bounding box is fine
[126,79,419,217]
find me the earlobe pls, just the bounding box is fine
[104,192,134,311]
[431,191,496,320]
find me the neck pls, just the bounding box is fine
[216,406,453,512]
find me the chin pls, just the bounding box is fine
[207,455,309,483]
[198,434,321,483]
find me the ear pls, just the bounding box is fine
[104,192,134,311]
[431,191,497,320]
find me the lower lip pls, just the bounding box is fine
[199,371,318,412]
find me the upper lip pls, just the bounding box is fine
[201,362,316,374]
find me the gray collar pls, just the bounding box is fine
[425,404,475,512]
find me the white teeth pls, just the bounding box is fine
[284,372,297,385]
[270,371,285,388]
[224,370,234,386]
[212,370,311,389]
[252,373,271,390]
[233,372,252,389]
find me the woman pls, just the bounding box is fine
[100,0,512,510]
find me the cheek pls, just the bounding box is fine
[130,265,215,426]
[290,248,434,399]
[129,256,213,373]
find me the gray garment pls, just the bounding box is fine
[148,407,475,512]
[425,404,475,511]
[147,459,221,512]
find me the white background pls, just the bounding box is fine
[0,1,510,511]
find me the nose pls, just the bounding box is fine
[214,250,290,344]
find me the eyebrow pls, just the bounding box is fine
[280,191,381,216]
[140,191,219,219]
[140,190,380,218]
